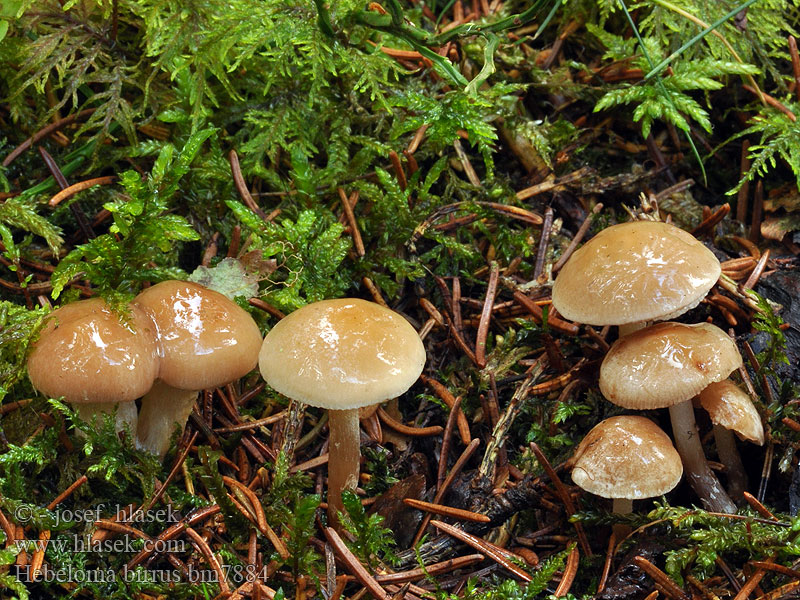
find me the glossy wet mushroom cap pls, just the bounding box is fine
[552,221,721,326]
[258,298,426,411]
[133,280,263,457]
[135,280,263,390]
[599,321,743,410]
[699,380,764,445]
[258,297,426,530]
[570,415,683,500]
[28,298,159,404]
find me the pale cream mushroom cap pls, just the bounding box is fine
[570,416,683,499]
[27,298,159,403]
[600,322,742,410]
[134,281,262,390]
[699,380,764,445]
[552,221,721,326]
[258,298,425,409]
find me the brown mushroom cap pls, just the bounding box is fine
[552,221,721,326]
[134,281,262,390]
[27,299,159,403]
[570,416,683,499]
[699,380,764,445]
[258,298,425,409]
[600,322,742,409]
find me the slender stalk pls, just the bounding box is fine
[327,408,362,530]
[714,424,748,501]
[136,381,198,458]
[669,401,736,513]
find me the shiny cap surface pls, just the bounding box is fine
[135,281,262,390]
[699,380,764,444]
[571,416,683,499]
[28,299,159,403]
[552,221,721,325]
[258,298,425,409]
[600,322,743,409]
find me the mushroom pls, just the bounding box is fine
[569,416,683,515]
[599,321,742,513]
[698,379,764,499]
[257,298,425,528]
[133,281,262,457]
[27,298,159,434]
[552,221,721,336]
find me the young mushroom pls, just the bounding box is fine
[599,321,742,513]
[698,379,764,500]
[552,221,721,336]
[258,298,425,529]
[27,299,159,434]
[133,281,262,457]
[569,416,683,515]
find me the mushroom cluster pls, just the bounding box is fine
[258,298,426,528]
[554,220,764,513]
[27,281,262,457]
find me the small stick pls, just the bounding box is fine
[742,491,777,521]
[554,545,580,597]
[438,397,462,489]
[407,124,428,154]
[733,557,773,600]
[214,412,287,433]
[403,498,490,522]
[633,556,690,600]
[421,375,471,445]
[790,37,800,103]
[47,475,88,510]
[374,554,484,583]
[749,561,800,579]
[338,188,365,256]
[229,149,268,219]
[737,141,751,223]
[510,290,579,335]
[325,527,391,600]
[376,407,443,436]
[742,249,770,290]
[430,520,531,581]
[742,85,796,121]
[48,176,116,207]
[453,139,481,186]
[185,527,230,594]
[754,580,800,600]
[362,276,389,308]
[529,442,591,556]
[388,151,407,191]
[691,203,730,237]
[687,574,722,600]
[248,298,286,320]
[475,262,499,368]
[596,532,616,595]
[533,207,554,280]
[3,108,96,167]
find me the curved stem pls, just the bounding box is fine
[669,401,736,513]
[327,408,362,531]
[136,380,197,458]
[72,401,137,435]
[714,424,747,502]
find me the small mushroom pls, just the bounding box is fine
[552,221,721,335]
[258,298,425,528]
[134,281,262,457]
[569,415,683,515]
[599,322,742,513]
[698,379,764,499]
[27,299,159,434]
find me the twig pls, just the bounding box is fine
[48,176,116,207]
[533,207,554,280]
[633,556,690,600]
[377,407,443,436]
[421,375,471,445]
[3,108,96,167]
[403,499,490,522]
[324,527,391,600]
[475,262,499,368]
[185,527,230,594]
[430,520,531,581]
[554,545,580,597]
[338,188,365,256]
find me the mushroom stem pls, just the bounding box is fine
[327,408,362,529]
[72,401,138,435]
[612,498,633,514]
[137,380,198,458]
[668,401,736,514]
[713,424,748,501]
[618,322,646,337]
